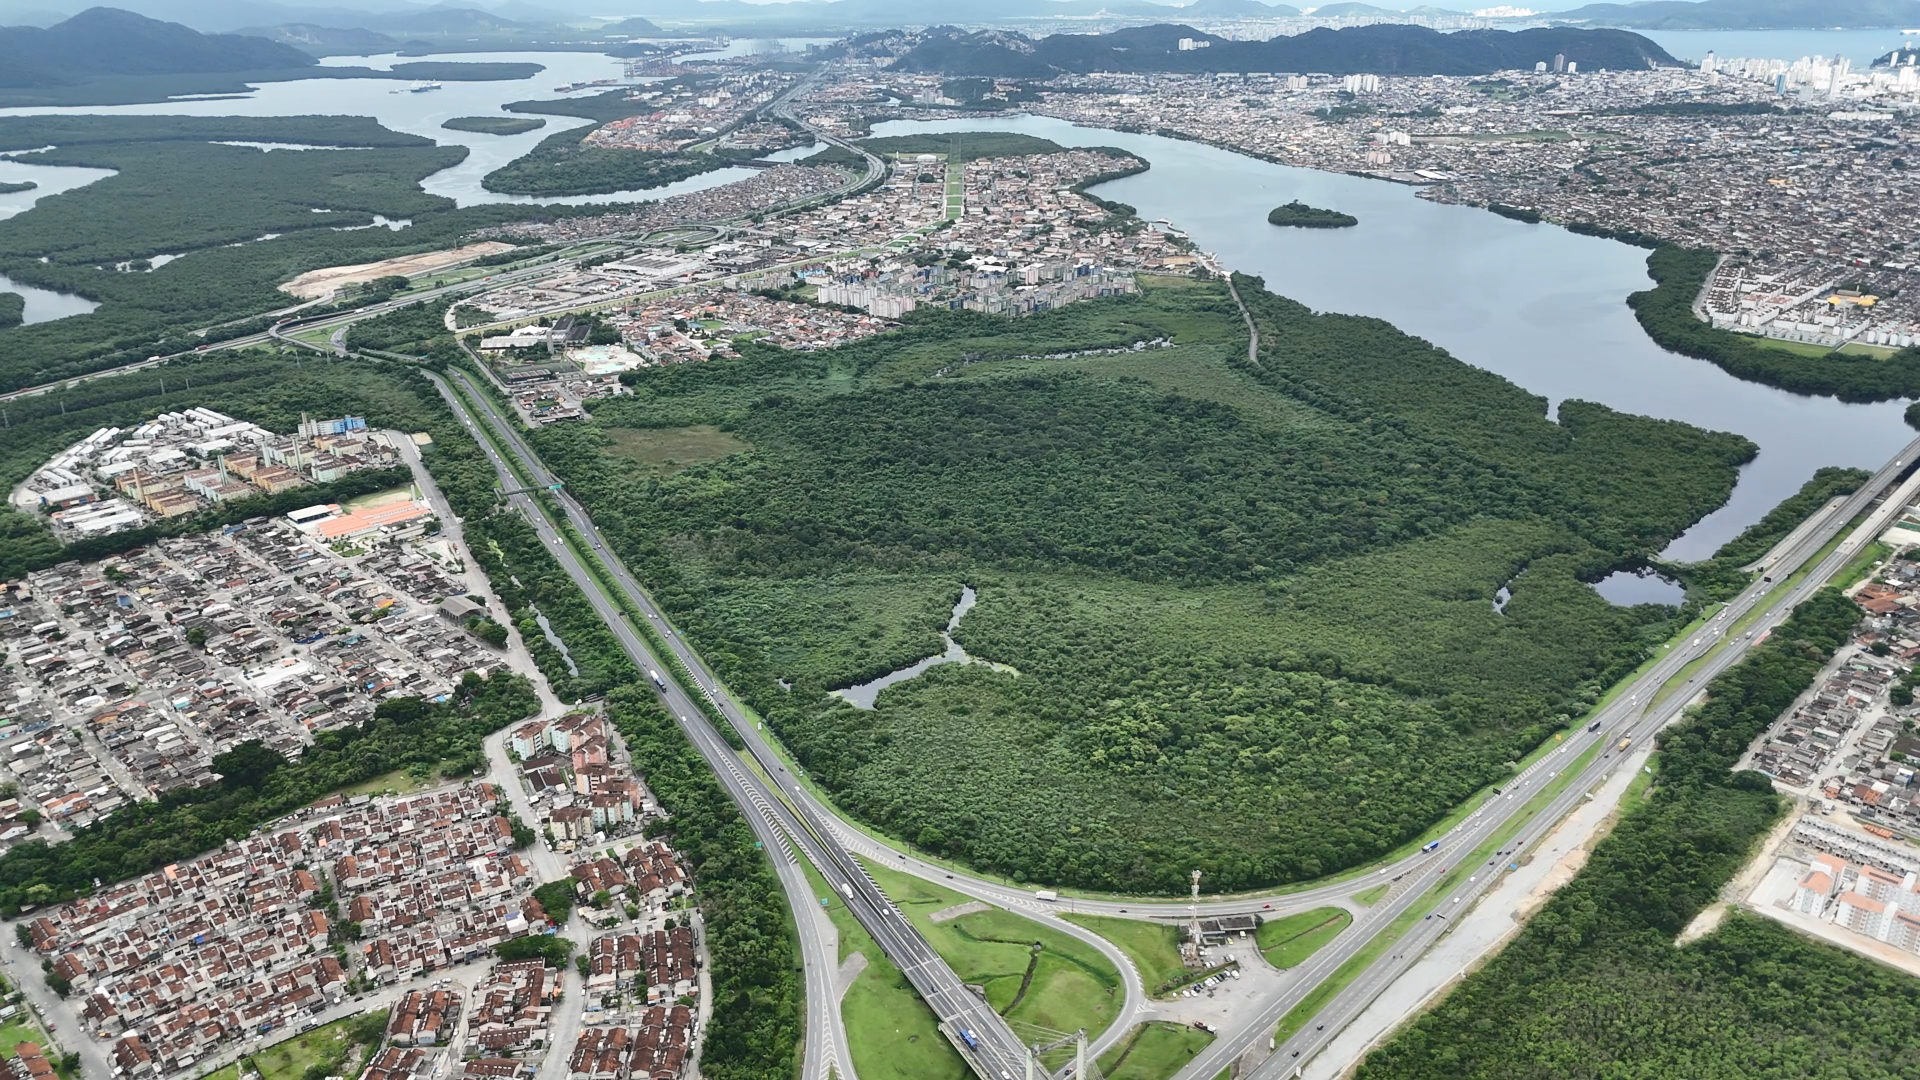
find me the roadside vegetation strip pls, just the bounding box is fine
[1357,589,1900,1080]
[1351,884,1390,906]
[1060,913,1190,995]
[1258,907,1353,968]
[1096,1022,1216,1080]
[861,861,1125,1043]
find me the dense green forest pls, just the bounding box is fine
[1357,589,1920,1080]
[0,180,33,194]
[1629,245,1920,402]
[857,131,1070,161]
[527,274,1758,892]
[1267,200,1358,228]
[0,115,620,393]
[442,116,547,135]
[0,291,20,328]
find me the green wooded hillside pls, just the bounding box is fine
[529,273,1756,893]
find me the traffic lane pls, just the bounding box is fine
[434,374,852,1077]
[1241,511,1876,1079]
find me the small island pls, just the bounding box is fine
[0,180,36,195]
[1267,200,1357,229]
[442,116,547,136]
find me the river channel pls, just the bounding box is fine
[0,53,1906,559]
[873,115,1913,561]
[831,586,1017,708]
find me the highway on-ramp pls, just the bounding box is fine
[426,366,1075,1080]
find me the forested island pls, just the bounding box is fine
[0,113,617,394]
[0,180,35,194]
[442,115,547,136]
[1268,200,1357,228]
[527,271,1758,894]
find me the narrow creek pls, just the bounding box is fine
[528,604,580,677]
[832,585,1016,710]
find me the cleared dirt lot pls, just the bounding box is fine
[279,242,516,299]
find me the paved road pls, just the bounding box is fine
[421,369,869,1080]
[1166,432,1920,1080]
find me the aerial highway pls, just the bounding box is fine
[1170,432,1920,1080]
[418,364,1063,1080]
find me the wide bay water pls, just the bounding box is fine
[872,114,1911,562]
[1637,28,1915,66]
[0,38,1905,562]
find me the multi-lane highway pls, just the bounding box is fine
[421,365,1061,1080]
[431,311,1919,1079]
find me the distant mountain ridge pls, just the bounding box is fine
[891,22,1677,77]
[0,7,315,87]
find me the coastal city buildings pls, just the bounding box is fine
[11,411,394,541]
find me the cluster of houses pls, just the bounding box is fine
[27,786,538,1076]
[13,410,391,540]
[583,928,698,1007]
[0,510,511,846]
[468,958,560,1059]
[388,987,463,1047]
[1744,650,1898,789]
[566,1007,695,1080]
[510,713,653,847]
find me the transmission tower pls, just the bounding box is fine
[1185,869,1204,966]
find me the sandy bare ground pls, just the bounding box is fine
[279,241,515,299]
[928,900,990,924]
[1306,742,1657,1080]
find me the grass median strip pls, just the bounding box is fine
[862,861,1125,1048]
[1096,1021,1216,1080]
[800,860,967,1080]
[1257,907,1352,968]
[1060,913,1189,995]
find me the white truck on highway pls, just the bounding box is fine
[1034,890,1059,902]
[650,670,666,689]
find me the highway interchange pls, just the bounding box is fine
[20,92,1919,1077]
[406,335,1920,1080]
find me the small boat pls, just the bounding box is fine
[409,81,443,93]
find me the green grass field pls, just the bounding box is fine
[0,1013,49,1059]
[1097,1021,1216,1080]
[1255,907,1352,968]
[1060,913,1189,994]
[1352,884,1390,906]
[335,767,442,798]
[863,862,1124,1044]
[603,425,750,477]
[197,1011,382,1080]
[802,861,968,1080]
